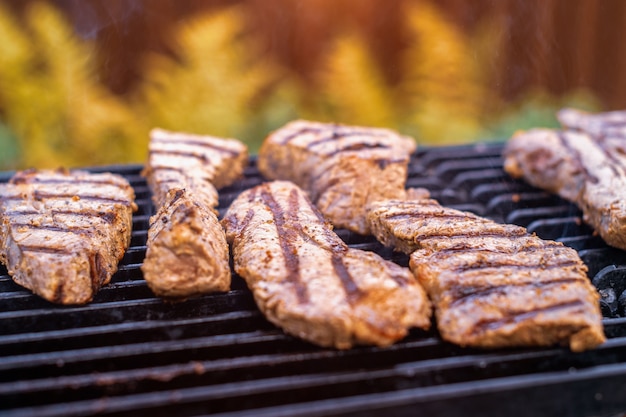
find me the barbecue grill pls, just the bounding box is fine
[2,143,626,417]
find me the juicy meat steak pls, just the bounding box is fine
[0,169,137,304]
[257,120,416,235]
[222,180,432,349]
[367,198,605,352]
[503,128,626,251]
[141,128,248,299]
[558,107,626,137]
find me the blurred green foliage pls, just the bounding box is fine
[0,2,603,170]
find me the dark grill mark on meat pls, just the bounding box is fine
[9,208,118,224]
[319,142,391,157]
[451,258,581,273]
[11,223,93,235]
[151,135,239,156]
[90,252,108,290]
[330,255,362,301]
[149,149,210,163]
[449,278,584,307]
[557,132,600,184]
[278,125,389,147]
[415,229,529,241]
[428,240,562,254]
[380,210,482,222]
[168,189,186,207]
[472,300,586,334]
[259,186,308,304]
[590,134,626,177]
[30,191,133,206]
[234,208,256,242]
[19,245,73,255]
[278,127,323,144]
[289,190,362,301]
[10,176,127,190]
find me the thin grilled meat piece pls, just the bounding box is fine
[366,198,605,351]
[257,120,416,235]
[503,128,626,250]
[141,128,248,300]
[0,169,136,305]
[141,188,230,297]
[558,107,626,137]
[222,181,431,349]
[144,128,248,208]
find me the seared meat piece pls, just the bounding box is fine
[503,128,626,250]
[144,128,248,208]
[222,181,431,349]
[257,120,416,235]
[367,198,605,352]
[141,128,248,300]
[0,169,136,304]
[141,189,230,297]
[558,107,626,137]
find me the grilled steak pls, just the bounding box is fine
[144,128,248,208]
[141,128,248,299]
[0,169,136,304]
[222,181,431,349]
[558,107,626,137]
[503,128,626,250]
[257,120,416,235]
[367,198,605,351]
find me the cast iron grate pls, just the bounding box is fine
[1,143,626,417]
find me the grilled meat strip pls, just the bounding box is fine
[558,107,626,137]
[257,120,416,235]
[0,169,136,304]
[367,198,605,352]
[222,180,431,349]
[141,128,248,299]
[503,128,626,250]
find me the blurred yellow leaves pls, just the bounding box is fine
[0,1,602,170]
[137,7,276,144]
[308,2,493,144]
[313,33,397,128]
[398,3,490,144]
[0,2,144,169]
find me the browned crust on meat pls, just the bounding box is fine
[367,198,605,352]
[141,189,230,299]
[0,169,136,304]
[503,128,626,250]
[222,180,431,349]
[141,128,248,300]
[257,120,416,234]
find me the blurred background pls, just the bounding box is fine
[0,0,624,170]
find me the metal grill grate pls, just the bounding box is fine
[1,144,626,417]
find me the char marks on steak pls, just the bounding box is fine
[222,180,431,349]
[558,107,626,137]
[367,198,605,352]
[141,128,248,300]
[0,169,136,304]
[257,120,416,235]
[503,127,626,251]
